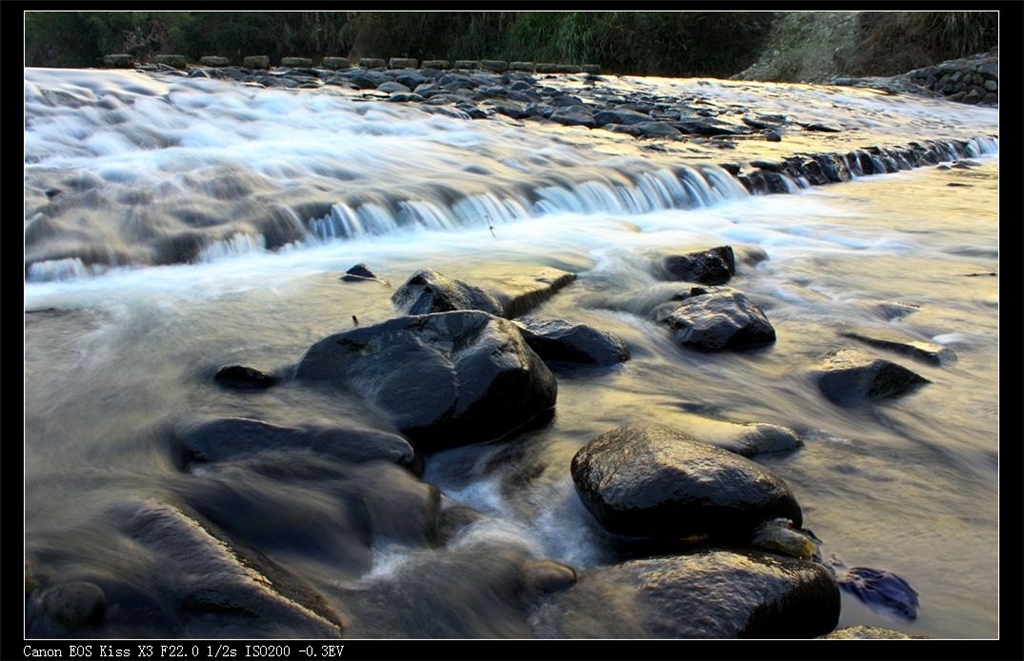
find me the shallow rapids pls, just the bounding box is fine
[24,66,999,640]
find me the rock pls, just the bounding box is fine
[751,518,820,560]
[391,268,503,316]
[358,58,386,69]
[388,57,418,69]
[840,330,957,366]
[674,416,802,457]
[675,118,750,136]
[351,462,441,545]
[571,422,803,540]
[514,317,630,367]
[39,581,107,629]
[280,57,313,68]
[818,625,928,639]
[294,311,557,450]
[106,499,345,637]
[631,121,683,139]
[377,81,411,93]
[481,59,509,72]
[321,57,351,70]
[214,364,278,390]
[199,56,230,67]
[593,108,652,126]
[487,268,577,318]
[833,564,920,621]
[242,55,270,70]
[662,245,736,285]
[522,559,577,598]
[435,504,489,545]
[174,416,419,473]
[153,54,188,69]
[662,287,776,351]
[532,549,839,638]
[340,263,386,284]
[814,348,930,407]
[102,54,134,68]
[549,105,596,128]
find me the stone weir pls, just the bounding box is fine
[723,137,995,196]
[134,61,998,199]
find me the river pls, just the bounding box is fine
[23,66,999,642]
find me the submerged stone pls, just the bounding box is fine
[840,330,957,366]
[488,268,577,318]
[814,348,930,406]
[175,416,419,473]
[39,581,107,629]
[214,364,278,390]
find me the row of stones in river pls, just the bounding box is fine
[834,50,998,107]
[128,62,995,200]
[103,53,601,74]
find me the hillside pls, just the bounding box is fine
[732,11,861,83]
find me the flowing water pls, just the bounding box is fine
[23,68,999,640]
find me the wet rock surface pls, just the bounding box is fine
[814,347,930,406]
[391,268,504,316]
[661,286,777,352]
[294,310,557,450]
[173,416,419,473]
[571,422,803,541]
[662,245,736,285]
[532,549,840,638]
[514,316,630,368]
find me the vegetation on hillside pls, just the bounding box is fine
[24,11,998,78]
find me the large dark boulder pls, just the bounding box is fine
[391,268,503,316]
[662,287,776,351]
[294,311,557,450]
[514,317,630,368]
[663,246,736,285]
[531,549,840,638]
[571,423,802,541]
[813,348,930,407]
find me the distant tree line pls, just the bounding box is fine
[24,11,998,78]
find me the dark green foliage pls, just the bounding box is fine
[841,11,998,77]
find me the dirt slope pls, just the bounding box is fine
[732,12,860,83]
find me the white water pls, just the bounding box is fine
[24,67,999,640]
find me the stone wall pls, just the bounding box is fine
[896,50,998,106]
